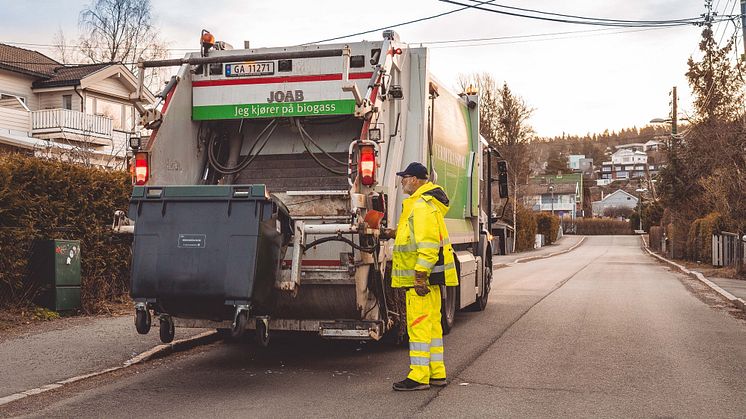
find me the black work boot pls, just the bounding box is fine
[429,377,447,387]
[392,378,430,391]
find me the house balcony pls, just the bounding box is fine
[31,109,113,146]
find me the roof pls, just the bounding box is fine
[599,189,638,202]
[0,43,60,77]
[529,173,582,185]
[524,183,577,196]
[32,63,111,88]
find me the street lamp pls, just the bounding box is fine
[548,185,555,216]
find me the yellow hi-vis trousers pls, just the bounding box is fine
[406,285,446,384]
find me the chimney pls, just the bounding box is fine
[244,41,251,49]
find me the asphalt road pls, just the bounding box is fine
[4,236,746,418]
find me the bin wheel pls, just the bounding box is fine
[256,319,270,347]
[159,317,175,343]
[135,309,151,335]
[231,311,248,339]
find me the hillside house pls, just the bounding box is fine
[0,43,154,167]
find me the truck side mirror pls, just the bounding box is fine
[497,160,509,198]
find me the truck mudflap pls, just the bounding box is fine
[129,184,292,320]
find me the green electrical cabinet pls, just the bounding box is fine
[31,239,81,311]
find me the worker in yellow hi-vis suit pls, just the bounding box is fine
[385,162,458,391]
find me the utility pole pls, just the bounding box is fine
[742,0,746,61]
[671,86,678,136]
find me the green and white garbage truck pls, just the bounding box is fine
[118,30,509,344]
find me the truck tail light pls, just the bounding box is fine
[134,152,149,185]
[359,145,376,186]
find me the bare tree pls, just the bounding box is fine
[460,75,536,250]
[52,28,83,64]
[78,0,168,91]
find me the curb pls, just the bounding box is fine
[0,330,218,407]
[513,236,587,264]
[492,236,586,270]
[641,236,746,313]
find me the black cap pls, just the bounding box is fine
[396,162,428,179]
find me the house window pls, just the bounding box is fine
[62,95,72,110]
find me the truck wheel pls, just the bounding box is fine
[159,317,175,343]
[473,255,492,311]
[441,286,456,335]
[231,311,248,339]
[135,309,151,335]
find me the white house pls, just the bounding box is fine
[599,148,649,180]
[0,43,154,167]
[591,189,639,217]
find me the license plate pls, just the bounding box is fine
[225,61,274,77]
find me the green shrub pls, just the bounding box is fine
[666,220,690,259]
[686,212,722,263]
[575,219,632,235]
[536,213,560,244]
[515,203,537,252]
[0,154,132,313]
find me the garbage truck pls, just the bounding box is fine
[118,30,509,345]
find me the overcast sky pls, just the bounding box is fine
[1,0,742,137]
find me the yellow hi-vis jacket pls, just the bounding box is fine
[391,182,458,288]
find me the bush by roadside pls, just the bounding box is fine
[536,213,560,245]
[686,212,723,264]
[0,154,132,313]
[515,203,537,252]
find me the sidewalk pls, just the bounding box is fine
[641,237,746,313]
[492,235,585,268]
[0,314,212,405]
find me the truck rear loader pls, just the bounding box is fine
[118,30,509,345]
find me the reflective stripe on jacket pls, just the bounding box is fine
[391,182,458,288]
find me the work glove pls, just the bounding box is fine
[380,228,397,240]
[414,271,430,296]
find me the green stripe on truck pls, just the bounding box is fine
[192,100,357,120]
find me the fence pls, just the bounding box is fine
[712,232,745,267]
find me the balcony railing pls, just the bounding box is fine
[31,109,112,140]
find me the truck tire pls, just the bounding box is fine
[467,253,492,312]
[441,286,457,335]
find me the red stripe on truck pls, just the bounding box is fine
[192,72,373,87]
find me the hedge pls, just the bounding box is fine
[0,154,132,312]
[649,226,663,251]
[575,219,632,235]
[515,203,537,252]
[685,212,723,263]
[536,213,560,245]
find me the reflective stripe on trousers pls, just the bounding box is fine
[406,285,446,384]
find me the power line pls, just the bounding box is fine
[439,0,737,28]
[452,0,705,25]
[301,0,500,45]
[422,27,670,49]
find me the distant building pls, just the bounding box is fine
[591,189,639,217]
[568,154,585,170]
[524,173,583,219]
[598,148,653,180]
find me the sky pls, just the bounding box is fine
[1,0,742,138]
